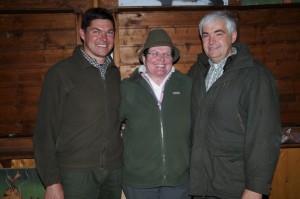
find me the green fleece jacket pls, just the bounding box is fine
[120,68,192,188]
[33,45,122,187]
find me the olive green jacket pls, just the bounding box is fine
[120,68,192,188]
[188,43,281,198]
[34,46,122,187]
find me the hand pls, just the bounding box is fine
[242,189,262,199]
[45,183,64,199]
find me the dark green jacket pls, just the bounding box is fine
[120,68,192,188]
[188,43,281,198]
[33,45,122,187]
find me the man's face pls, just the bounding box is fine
[79,19,114,64]
[143,46,173,83]
[201,19,237,64]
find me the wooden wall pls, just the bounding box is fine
[0,0,299,164]
[113,5,300,125]
[270,146,300,199]
[0,0,94,165]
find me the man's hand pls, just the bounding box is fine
[242,189,263,199]
[45,183,64,199]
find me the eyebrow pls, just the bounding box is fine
[149,50,172,53]
[90,27,114,32]
[203,29,225,35]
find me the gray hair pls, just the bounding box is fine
[199,11,237,37]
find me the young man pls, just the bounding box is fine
[188,11,281,199]
[33,8,122,199]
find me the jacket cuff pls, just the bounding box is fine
[246,180,272,195]
[36,167,61,187]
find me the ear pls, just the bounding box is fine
[142,55,146,65]
[79,29,85,41]
[231,31,237,43]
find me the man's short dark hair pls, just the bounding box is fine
[81,7,115,31]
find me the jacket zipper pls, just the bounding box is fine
[158,102,167,184]
[198,74,209,195]
[141,74,170,184]
[101,79,108,169]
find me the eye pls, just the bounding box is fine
[148,52,159,57]
[147,51,172,59]
[92,30,100,34]
[107,30,114,36]
[164,53,172,58]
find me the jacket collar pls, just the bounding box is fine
[197,42,254,74]
[73,45,116,69]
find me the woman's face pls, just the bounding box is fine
[143,46,173,83]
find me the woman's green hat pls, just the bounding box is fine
[139,29,180,63]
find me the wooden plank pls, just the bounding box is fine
[239,26,300,44]
[0,29,76,50]
[0,49,74,70]
[0,0,93,10]
[246,43,300,62]
[270,148,300,199]
[281,112,300,125]
[279,92,300,106]
[120,65,137,79]
[0,104,37,121]
[277,78,300,93]
[0,121,36,135]
[265,61,300,78]
[0,32,76,50]
[0,13,76,30]
[0,86,40,135]
[98,0,118,9]
[0,13,77,50]
[238,8,300,25]
[0,87,41,106]
[118,10,208,28]
[119,27,201,46]
[0,68,48,87]
[0,137,33,160]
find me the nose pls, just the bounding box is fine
[158,54,166,60]
[208,35,215,44]
[98,32,107,41]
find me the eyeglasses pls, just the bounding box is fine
[146,51,172,59]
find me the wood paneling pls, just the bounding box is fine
[0,49,74,70]
[0,13,77,50]
[0,0,95,164]
[237,8,300,125]
[115,6,300,125]
[0,12,78,139]
[0,5,85,163]
[0,137,33,159]
[269,147,300,199]
[0,0,93,11]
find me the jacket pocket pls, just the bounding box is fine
[212,152,245,195]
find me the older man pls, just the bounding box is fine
[188,11,281,199]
